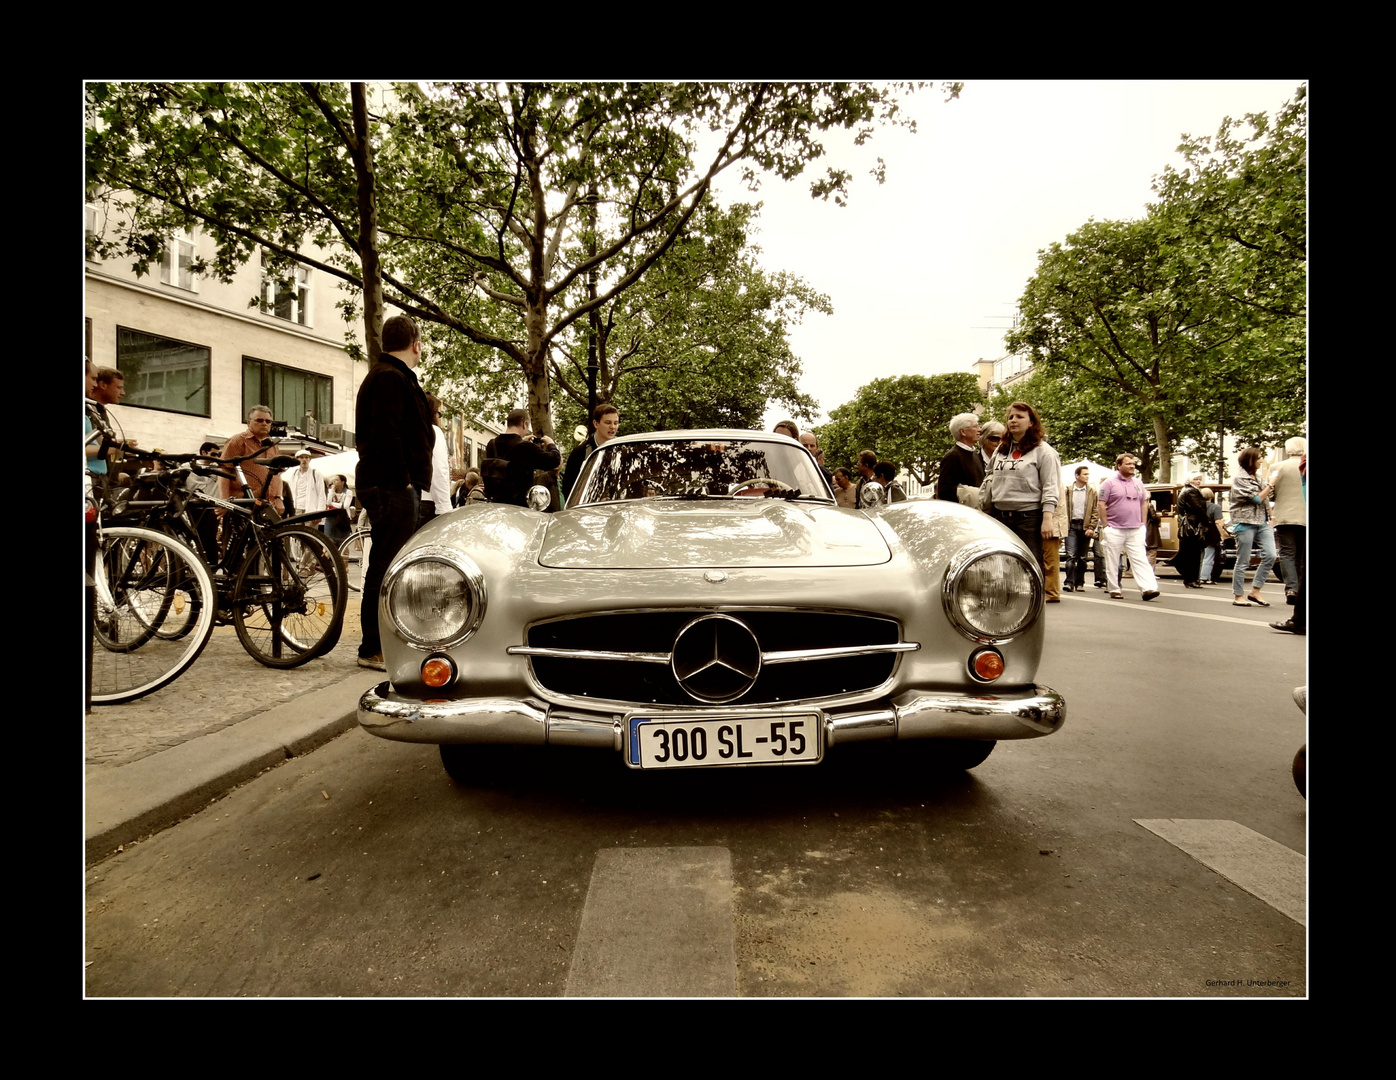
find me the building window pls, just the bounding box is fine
[116,327,212,417]
[260,252,310,325]
[160,235,196,291]
[243,355,332,430]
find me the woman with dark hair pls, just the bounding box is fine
[1173,476,1209,588]
[981,401,1061,572]
[325,474,353,544]
[873,461,908,502]
[1230,447,1277,607]
[418,392,451,527]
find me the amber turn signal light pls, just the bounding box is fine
[421,656,455,688]
[970,648,1004,682]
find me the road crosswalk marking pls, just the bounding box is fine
[1134,819,1305,926]
[565,847,736,997]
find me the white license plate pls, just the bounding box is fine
[626,713,821,770]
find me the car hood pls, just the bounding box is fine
[537,500,892,570]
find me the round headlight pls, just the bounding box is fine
[943,543,1041,641]
[385,547,486,649]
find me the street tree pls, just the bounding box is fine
[1006,88,1305,483]
[87,81,960,438]
[986,370,1160,480]
[1151,84,1306,325]
[548,201,826,432]
[86,82,391,365]
[816,373,984,485]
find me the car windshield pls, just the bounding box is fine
[569,438,833,507]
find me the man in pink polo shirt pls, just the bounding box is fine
[1089,453,1159,601]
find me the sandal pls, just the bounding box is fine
[1247,595,1270,607]
[1232,599,1249,607]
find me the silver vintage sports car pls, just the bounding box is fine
[358,430,1064,781]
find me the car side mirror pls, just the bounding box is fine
[859,481,886,509]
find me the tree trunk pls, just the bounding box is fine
[1152,413,1172,484]
[350,83,384,364]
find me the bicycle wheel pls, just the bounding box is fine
[90,527,217,705]
[94,532,175,652]
[339,527,370,593]
[121,526,207,642]
[232,525,347,667]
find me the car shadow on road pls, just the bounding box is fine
[438,741,997,820]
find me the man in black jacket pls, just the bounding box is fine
[485,408,561,506]
[562,403,619,500]
[354,315,434,670]
[936,412,985,502]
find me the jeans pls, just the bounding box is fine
[1064,522,1088,587]
[1232,523,1277,597]
[1275,524,1305,595]
[1200,543,1222,582]
[357,484,420,658]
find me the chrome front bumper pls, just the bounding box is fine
[358,683,1064,751]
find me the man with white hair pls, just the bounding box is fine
[936,412,984,502]
[1270,435,1307,614]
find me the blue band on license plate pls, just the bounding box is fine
[627,713,821,769]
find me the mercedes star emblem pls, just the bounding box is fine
[671,613,762,703]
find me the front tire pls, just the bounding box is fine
[233,526,347,667]
[439,744,524,786]
[905,739,997,772]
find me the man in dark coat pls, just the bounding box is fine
[485,408,561,506]
[936,413,985,502]
[562,403,619,501]
[354,315,434,670]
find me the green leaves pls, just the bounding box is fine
[1005,86,1306,481]
[818,373,983,485]
[86,81,953,440]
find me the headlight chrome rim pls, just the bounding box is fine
[384,545,487,650]
[942,540,1042,643]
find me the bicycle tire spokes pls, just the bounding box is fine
[232,526,346,668]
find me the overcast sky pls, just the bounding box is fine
[700,80,1304,430]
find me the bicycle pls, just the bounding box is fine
[103,440,347,668]
[87,424,217,704]
[338,524,371,593]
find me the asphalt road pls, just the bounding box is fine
[83,574,1306,998]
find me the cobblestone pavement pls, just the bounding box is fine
[85,602,366,773]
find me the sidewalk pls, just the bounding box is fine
[85,605,381,866]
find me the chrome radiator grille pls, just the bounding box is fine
[517,611,910,707]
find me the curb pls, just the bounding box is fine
[85,671,380,867]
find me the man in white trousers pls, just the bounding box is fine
[1089,453,1159,601]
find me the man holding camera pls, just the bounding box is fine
[483,408,561,506]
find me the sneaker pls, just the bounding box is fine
[1285,592,1298,606]
[357,654,387,671]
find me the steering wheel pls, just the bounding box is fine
[728,477,795,497]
